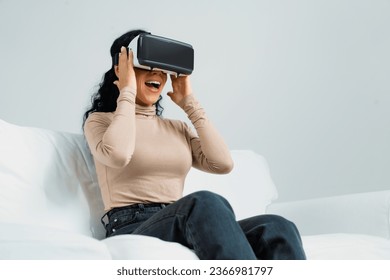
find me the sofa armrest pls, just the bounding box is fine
[266,190,390,239]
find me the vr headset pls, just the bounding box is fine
[114,33,194,76]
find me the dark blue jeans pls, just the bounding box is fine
[102,191,306,260]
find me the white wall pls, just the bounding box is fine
[1,0,389,202]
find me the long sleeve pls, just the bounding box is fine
[179,95,234,174]
[84,87,136,168]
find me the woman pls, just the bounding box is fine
[83,29,306,260]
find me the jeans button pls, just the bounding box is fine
[112,228,116,233]
[114,218,118,223]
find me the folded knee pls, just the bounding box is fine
[186,190,234,212]
[190,190,227,202]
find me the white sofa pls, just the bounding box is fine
[1,118,390,259]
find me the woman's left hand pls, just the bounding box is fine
[167,75,192,105]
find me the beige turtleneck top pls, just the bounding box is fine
[84,87,233,211]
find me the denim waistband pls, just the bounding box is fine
[101,203,170,228]
[106,203,170,219]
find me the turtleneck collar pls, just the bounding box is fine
[135,104,157,117]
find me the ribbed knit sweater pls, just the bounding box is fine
[84,87,233,211]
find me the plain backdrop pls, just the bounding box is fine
[0,0,389,202]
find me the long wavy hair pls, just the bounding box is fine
[82,29,164,128]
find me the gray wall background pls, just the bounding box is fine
[1,0,389,202]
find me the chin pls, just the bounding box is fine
[137,95,161,107]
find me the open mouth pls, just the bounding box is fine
[145,80,161,90]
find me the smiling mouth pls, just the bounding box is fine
[145,81,161,90]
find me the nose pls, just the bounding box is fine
[151,70,164,75]
[151,70,167,79]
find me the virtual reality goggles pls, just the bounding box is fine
[114,33,194,76]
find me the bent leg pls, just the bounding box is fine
[238,214,306,260]
[132,191,257,260]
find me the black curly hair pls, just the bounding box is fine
[82,29,164,128]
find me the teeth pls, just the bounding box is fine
[145,81,161,86]
[145,80,161,89]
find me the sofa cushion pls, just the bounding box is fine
[102,234,199,260]
[0,222,111,259]
[0,119,105,238]
[302,233,390,260]
[184,150,278,220]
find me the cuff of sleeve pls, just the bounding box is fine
[121,86,136,95]
[118,87,136,104]
[178,94,197,111]
[178,94,207,128]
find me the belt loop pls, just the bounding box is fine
[101,212,109,228]
[161,203,166,209]
[138,203,145,211]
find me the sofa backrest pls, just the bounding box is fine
[0,119,278,239]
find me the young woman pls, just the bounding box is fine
[83,29,306,260]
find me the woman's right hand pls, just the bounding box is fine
[113,46,137,92]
